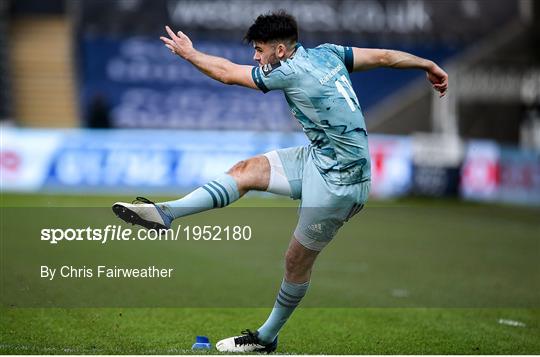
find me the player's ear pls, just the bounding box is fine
[276,43,287,59]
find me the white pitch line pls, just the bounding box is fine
[498,318,526,327]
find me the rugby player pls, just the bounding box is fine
[113,10,448,353]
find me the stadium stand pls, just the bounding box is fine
[7,0,77,127]
[369,1,540,148]
[70,0,535,140]
[0,0,10,121]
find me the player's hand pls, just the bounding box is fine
[426,63,448,97]
[160,25,195,60]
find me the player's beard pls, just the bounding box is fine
[266,52,279,65]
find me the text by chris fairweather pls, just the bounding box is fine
[40,265,174,280]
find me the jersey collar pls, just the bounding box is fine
[290,42,303,59]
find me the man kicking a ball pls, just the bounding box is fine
[113,10,448,353]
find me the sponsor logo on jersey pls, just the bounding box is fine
[262,61,281,76]
[319,63,343,85]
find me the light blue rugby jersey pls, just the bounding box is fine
[251,43,371,185]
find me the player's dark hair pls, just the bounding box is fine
[244,10,298,46]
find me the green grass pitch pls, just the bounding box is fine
[1,193,539,354]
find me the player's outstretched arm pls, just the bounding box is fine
[352,48,448,97]
[160,26,257,89]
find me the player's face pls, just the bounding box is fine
[252,41,280,66]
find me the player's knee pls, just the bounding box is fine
[226,156,268,193]
[226,160,253,193]
[227,160,249,177]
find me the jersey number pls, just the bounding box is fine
[335,75,358,112]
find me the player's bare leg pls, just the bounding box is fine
[284,237,319,283]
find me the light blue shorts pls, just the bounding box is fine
[275,146,370,251]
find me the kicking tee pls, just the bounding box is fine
[251,43,371,185]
